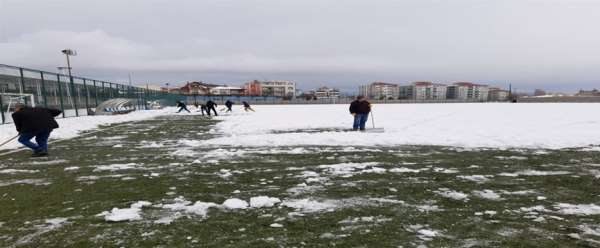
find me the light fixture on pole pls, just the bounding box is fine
[61,49,79,116]
[61,49,77,78]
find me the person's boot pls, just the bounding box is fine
[31,151,48,157]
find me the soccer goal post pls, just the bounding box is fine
[0,93,35,113]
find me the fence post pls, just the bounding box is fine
[56,74,66,118]
[83,79,90,114]
[70,76,78,116]
[40,71,48,108]
[93,80,99,107]
[18,68,28,105]
[0,94,5,124]
[109,83,113,98]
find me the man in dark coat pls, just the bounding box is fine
[225,100,234,112]
[206,100,218,116]
[176,101,191,113]
[349,95,371,131]
[11,103,62,156]
[242,101,255,112]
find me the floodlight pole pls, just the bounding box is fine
[62,49,78,116]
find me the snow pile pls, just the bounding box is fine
[472,190,503,200]
[250,196,281,208]
[318,162,383,177]
[222,198,249,209]
[203,103,600,149]
[434,188,469,201]
[0,108,175,151]
[281,199,337,213]
[554,203,600,215]
[97,201,152,222]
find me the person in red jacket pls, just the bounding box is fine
[349,95,371,131]
[11,103,62,157]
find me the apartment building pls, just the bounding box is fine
[359,82,399,99]
[412,82,447,100]
[314,87,341,99]
[245,80,296,98]
[447,82,489,101]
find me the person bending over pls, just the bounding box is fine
[12,103,62,157]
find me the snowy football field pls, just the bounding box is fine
[1,103,600,247]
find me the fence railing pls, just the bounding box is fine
[0,64,181,124]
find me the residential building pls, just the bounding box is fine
[534,89,547,96]
[177,81,220,95]
[398,86,414,99]
[358,82,399,99]
[209,86,245,96]
[488,87,510,101]
[245,80,296,98]
[575,89,600,97]
[244,80,262,96]
[447,82,489,101]
[314,87,340,99]
[412,82,447,100]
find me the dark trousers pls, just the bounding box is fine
[207,106,218,116]
[226,106,232,112]
[353,113,369,130]
[19,129,52,152]
[177,106,190,113]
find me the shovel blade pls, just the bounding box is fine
[365,128,385,133]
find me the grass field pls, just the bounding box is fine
[1,115,600,247]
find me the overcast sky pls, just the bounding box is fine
[1,0,599,93]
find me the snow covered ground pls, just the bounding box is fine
[205,103,600,149]
[0,108,181,151]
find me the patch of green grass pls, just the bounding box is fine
[1,115,600,247]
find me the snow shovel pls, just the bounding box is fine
[0,135,19,148]
[366,111,385,133]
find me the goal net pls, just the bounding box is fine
[0,93,36,113]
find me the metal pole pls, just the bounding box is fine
[83,79,90,114]
[0,94,5,124]
[56,74,66,118]
[93,80,99,107]
[40,72,48,108]
[19,68,27,105]
[70,76,78,116]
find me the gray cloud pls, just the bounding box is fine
[1,0,599,92]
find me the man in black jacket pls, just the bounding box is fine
[206,100,218,116]
[176,101,191,113]
[349,95,371,131]
[225,100,233,113]
[11,103,62,156]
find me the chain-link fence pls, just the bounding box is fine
[0,64,181,124]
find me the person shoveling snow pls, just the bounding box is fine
[349,96,384,132]
[10,103,62,157]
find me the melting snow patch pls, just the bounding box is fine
[94,163,138,172]
[434,188,469,201]
[250,196,281,208]
[472,190,503,200]
[389,167,423,173]
[270,223,284,228]
[318,162,382,177]
[0,169,39,174]
[282,199,337,213]
[29,159,68,165]
[97,201,151,222]
[457,175,492,183]
[515,170,571,176]
[64,166,79,171]
[222,198,249,209]
[554,203,600,215]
